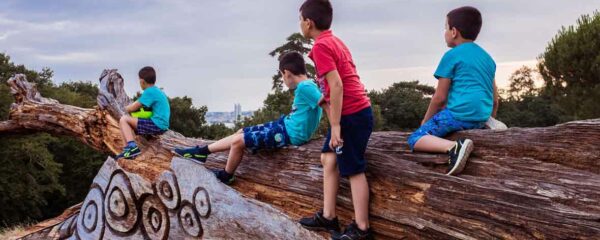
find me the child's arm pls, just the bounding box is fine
[421,78,451,125]
[325,70,343,148]
[319,96,331,120]
[125,101,143,113]
[492,80,499,118]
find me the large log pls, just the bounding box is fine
[2,71,600,239]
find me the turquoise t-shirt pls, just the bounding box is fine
[284,80,323,145]
[434,42,496,122]
[138,86,170,130]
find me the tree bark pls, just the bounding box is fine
[3,71,600,239]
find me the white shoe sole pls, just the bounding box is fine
[447,139,474,176]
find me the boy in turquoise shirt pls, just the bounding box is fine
[116,66,170,159]
[408,6,499,175]
[174,52,323,184]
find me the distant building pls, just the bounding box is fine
[233,103,242,122]
[205,104,253,128]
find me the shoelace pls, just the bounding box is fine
[448,142,459,164]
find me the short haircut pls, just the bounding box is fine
[447,6,482,41]
[299,0,333,30]
[279,52,307,75]
[138,66,156,84]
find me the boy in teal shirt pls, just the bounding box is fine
[174,52,323,184]
[408,6,499,175]
[116,66,170,159]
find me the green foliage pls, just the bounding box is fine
[169,96,208,137]
[0,54,105,228]
[168,96,233,139]
[0,134,64,226]
[369,81,434,131]
[538,11,600,120]
[496,66,563,127]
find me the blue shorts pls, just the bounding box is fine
[243,117,290,153]
[408,109,485,150]
[136,119,166,136]
[322,107,373,177]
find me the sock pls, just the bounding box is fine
[127,141,137,148]
[222,169,233,178]
[197,145,211,155]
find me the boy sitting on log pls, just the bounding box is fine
[174,52,324,185]
[116,66,171,159]
[408,6,499,175]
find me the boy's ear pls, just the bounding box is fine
[451,27,459,39]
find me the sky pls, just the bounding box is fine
[0,0,598,112]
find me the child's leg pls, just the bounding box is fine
[321,152,339,219]
[413,135,455,153]
[224,132,246,174]
[349,172,370,230]
[207,129,243,153]
[408,109,465,153]
[119,115,138,144]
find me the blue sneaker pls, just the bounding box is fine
[174,146,208,163]
[116,145,141,160]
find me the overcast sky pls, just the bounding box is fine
[0,1,598,111]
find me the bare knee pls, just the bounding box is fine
[231,134,245,149]
[120,115,130,125]
[321,153,337,172]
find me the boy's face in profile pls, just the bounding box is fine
[281,70,297,90]
[139,78,147,90]
[444,18,457,48]
[299,15,311,39]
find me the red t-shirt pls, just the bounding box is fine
[308,30,371,116]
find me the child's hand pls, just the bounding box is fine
[329,125,343,150]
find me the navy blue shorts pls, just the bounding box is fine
[243,117,290,153]
[136,119,166,136]
[322,107,373,177]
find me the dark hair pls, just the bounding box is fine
[447,6,482,40]
[299,0,333,30]
[138,66,156,84]
[279,52,307,75]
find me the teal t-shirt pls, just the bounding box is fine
[434,42,496,122]
[138,86,170,130]
[284,80,323,145]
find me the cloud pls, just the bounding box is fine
[35,52,101,63]
[0,1,598,111]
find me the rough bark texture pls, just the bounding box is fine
[2,71,600,240]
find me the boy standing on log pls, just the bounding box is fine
[174,52,323,185]
[296,1,374,239]
[408,6,499,175]
[116,66,170,159]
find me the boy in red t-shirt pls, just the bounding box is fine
[297,1,374,239]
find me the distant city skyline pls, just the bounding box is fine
[0,1,597,111]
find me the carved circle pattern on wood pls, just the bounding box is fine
[64,168,213,239]
[156,171,181,210]
[193,187,211,218]
[104,170,139,235]
[178,200,203,237]
[76,184,105,240]
[141,194,169,240]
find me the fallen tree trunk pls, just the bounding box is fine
[3,70,600,239]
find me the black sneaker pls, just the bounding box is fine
[211,169,235,185]
[173,146,208,163]
[331,221,373,240]
[446,138,474,175]
[299,209,341,233]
